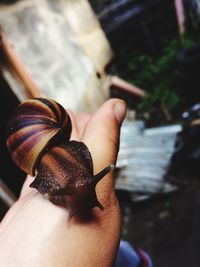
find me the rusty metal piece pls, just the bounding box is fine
[110,75,145,99]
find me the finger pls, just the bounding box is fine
[81,99,126,204]
[76,112,91,139]
[82,99,126,170]
[20,175,35,198]
[0,184,36,233]
[66,109,79,140]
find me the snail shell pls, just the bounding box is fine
[6,98,113,217]
[6,98,71,176]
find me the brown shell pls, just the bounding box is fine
[6,98,71,176]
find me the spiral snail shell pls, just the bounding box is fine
[7,98,71,176]
[6,98,113,217]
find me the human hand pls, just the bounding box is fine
[0,99,126,267]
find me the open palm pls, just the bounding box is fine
[0,99,126,267]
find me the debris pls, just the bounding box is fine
[168,103,200,181]
[158,210,171,220]
[116,119,181,201]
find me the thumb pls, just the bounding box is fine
[82,99,126,171]
[81,99,126,204]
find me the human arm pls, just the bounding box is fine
[0,99,126,267]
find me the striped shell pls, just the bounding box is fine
[6,98,71,176]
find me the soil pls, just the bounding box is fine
[118,187,200,267]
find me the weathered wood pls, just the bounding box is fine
[0,178,16,207]
[0,0,113,112]
[0,29,45,100]
[0,178,16,220]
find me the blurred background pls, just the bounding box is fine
[1,0,200,266]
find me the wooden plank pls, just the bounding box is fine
[0,29,45,100]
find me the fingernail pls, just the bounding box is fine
[114,100,127,124]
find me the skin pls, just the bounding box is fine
[0,99,126,267]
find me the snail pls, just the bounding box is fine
[6,98,114,217]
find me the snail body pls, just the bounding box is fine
[6,98,113,217]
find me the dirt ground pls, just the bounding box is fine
[118,187,200,267]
